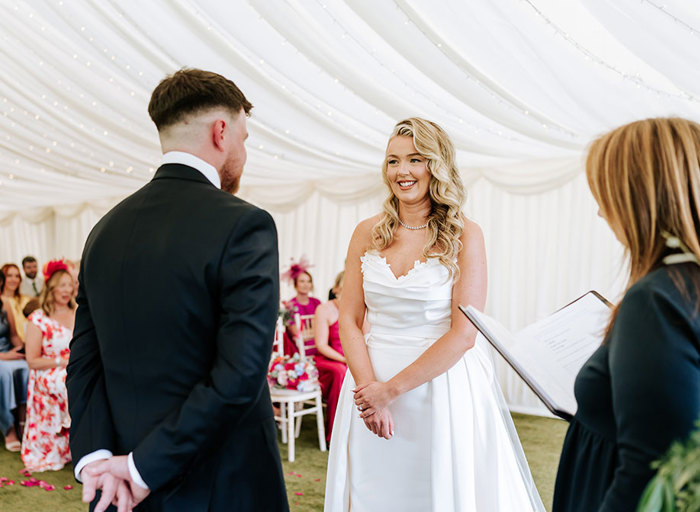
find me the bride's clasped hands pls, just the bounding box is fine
[353,381,396,439]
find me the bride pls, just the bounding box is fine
[324,118,545,511]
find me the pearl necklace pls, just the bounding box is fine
[398,218,428,230]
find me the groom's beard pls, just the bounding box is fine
[221,174,241,194]
[220,163,242,194]
[220,154,243,194]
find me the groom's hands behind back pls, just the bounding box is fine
[81,456,150,512]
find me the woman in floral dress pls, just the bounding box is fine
[21,261,75,472]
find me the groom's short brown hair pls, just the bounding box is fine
[148,68,253,131]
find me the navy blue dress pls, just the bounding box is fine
[553,264,700,511]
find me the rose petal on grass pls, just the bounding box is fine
[45,485,55,491]
[294,492,304,496]
[64,485,73,490]
[314,478,321,482]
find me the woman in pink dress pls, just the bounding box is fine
[314,271,348,443]
[282,258,321,356]
[21,260,75,472]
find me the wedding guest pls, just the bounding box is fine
[20,256,43,298]
[327,273,343,301]
[282,257,321,356]
[0,270,28,453]
[21,260,75,472]
[313,271,347,443]
[1,264,30,342]
[554,118,700,511]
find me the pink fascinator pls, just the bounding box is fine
[42,259,69,283]
[281,256,313,285]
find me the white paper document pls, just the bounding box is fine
[460,292,611,420]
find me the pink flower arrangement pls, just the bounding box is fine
[268,353,319,392]
[279,300,299,326]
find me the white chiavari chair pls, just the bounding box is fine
[269,315,326,462]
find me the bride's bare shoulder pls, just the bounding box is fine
[353,214,382,241]
[348,214,382,254]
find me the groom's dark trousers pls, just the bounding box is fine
[66,163,289,511]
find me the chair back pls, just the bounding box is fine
[293,313,316,359]
[272,316,285,359]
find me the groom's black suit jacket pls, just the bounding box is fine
[67,164,288,511]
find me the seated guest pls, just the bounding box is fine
[0,270,28,453]
[21,260,75,472]
[1,264,30,342]
[19,256,42,298]
[554,118,700,511]
[281,257,321,356]
[328,276,342,301]
[314,271,348,443]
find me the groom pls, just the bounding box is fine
[66,68,288,511]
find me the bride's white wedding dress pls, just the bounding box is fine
[324,251,545,512]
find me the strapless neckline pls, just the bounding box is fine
[362,251,437,281]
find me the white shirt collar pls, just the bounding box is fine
[160,151,221,189]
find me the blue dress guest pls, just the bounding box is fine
[0,269,29,452]
[553,118,700,511]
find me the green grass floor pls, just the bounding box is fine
[0,413,567,511]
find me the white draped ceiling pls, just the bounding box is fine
[1,0,698,413]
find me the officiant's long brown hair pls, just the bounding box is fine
[371,118,465,277]
[586,117,700,334]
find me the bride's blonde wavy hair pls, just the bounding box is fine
[370,118,466,276]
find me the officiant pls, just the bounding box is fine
[553,117,700,512]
